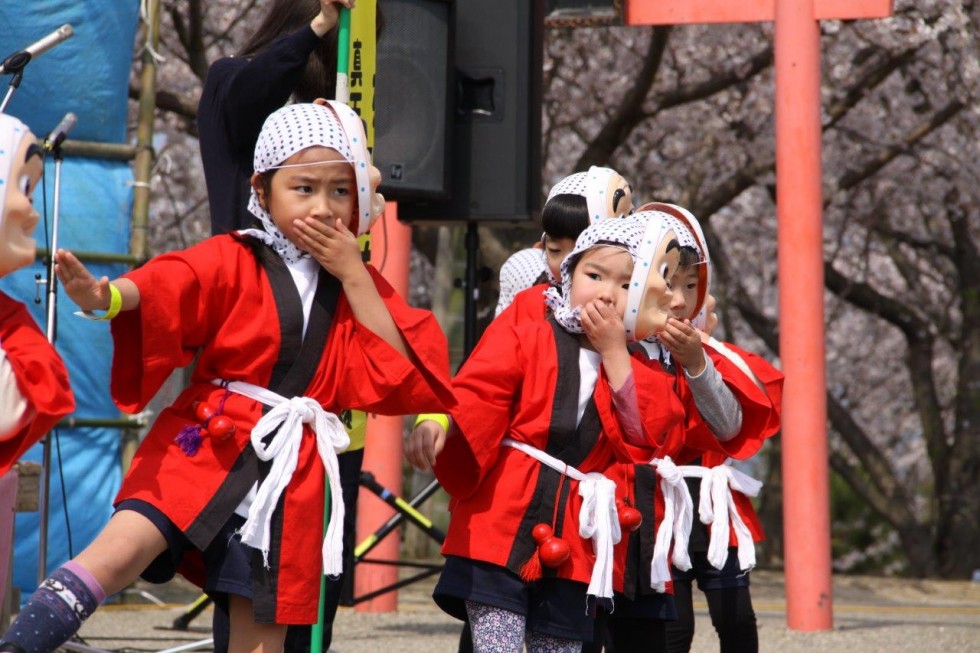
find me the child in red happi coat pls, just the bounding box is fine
[408,214,691,652]
[1,102,454,653]
[603,203,781,653]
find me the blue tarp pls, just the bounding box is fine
[0,0,139,598]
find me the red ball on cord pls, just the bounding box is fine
[530,522,570,569]
[532,523,554,544]
[209,415,236,440]
[538,536,571,568]
[194,401,217,423]
[617,498,643,531]
[619,505,643,531]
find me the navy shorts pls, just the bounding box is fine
[610,547,678,622]
[671,547,751,591]
[434,556,598,643]
[115,499,255,602]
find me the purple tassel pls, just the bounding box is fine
[175,424,204,456]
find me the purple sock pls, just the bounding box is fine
[0,563,105,653]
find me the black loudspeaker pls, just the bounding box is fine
[399,0,544,223]
[375,0,453,200]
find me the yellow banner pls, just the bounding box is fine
[349,0,377,152]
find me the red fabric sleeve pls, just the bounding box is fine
[597,355,686,464]
[677,343,777,461]
[319,267,456,416]
[466,282,548,361]
[110,247,214,413]
[0,293,75,475]
[733,492,765,542]
[502,284,549,324]
[434,322,530,498]
[113,244,455,417]
[718,341,784,434]
[691,341,783,543]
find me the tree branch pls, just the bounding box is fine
[687,45,944,232]
[129,81,199,126]
[824,46,920,129]
[836,100,965,193]
[207,0,262,50]
[693,158,773,225]
[701,225,779,353]
[872,224,956,260]
[574,26,671,168]
[827,394,917,516]
[186,0,209,82]
[823,263,928,340]
[828,451,901,533]
[657,44,773,111]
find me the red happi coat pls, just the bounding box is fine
[673,341,784,543]
[496,282,551,326]
[0,292,75,475]
[110,235,455,624]
[620,341,777,600]
[434,317,686,591]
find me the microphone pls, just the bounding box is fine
[0,25,74,75]
[43,112,78,151]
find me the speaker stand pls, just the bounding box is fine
[463,222,480,359]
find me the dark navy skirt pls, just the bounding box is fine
[434,555,602,643]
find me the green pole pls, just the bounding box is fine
[335,7,352,103]
[310,484,331,653]
[311,9,352,653]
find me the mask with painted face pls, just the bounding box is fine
[546,165,634,224]
[635,201,711,330]
[0,114,43,278]
[622,208,706,342]
[541,166,634,286]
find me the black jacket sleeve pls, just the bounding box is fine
[197,25,323,235]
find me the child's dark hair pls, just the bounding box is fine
[542,194,590,241]
[238,0,385,103]
[678,245,701,268]
[255,169,276,205]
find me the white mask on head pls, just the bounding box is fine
[637,202,711,330]
[0,114,41,277]
[621,209,701,342]
[545,165,633,224]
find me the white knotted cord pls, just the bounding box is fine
[217,380,350,575]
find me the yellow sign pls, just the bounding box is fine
[348,0,377,152]
[349,0,376,254]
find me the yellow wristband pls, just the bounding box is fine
[76,283,122,321]
[414,413,449,431]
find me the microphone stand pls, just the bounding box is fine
[0,64,25,113]
[1,24,75,113]
[35,137,67,583]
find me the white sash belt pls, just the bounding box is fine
[647,457,695,592]
[648,457,763,588]
[691,464,762,572]
[215,379,350,575]
[502,438,621,605]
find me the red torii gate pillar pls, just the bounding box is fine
[626,0,894,631]
[355,203,413,612]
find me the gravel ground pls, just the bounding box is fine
[27,569,980,652]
